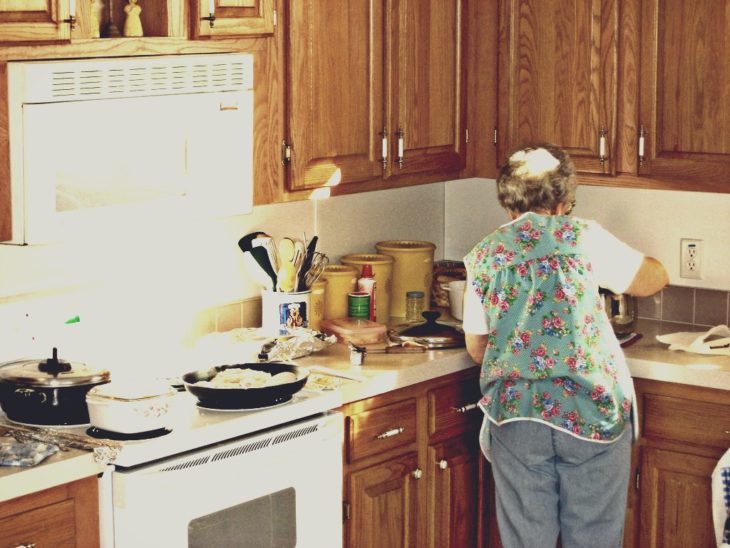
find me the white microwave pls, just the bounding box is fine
[5,53,254,245]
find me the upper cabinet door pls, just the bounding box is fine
[388,0,468,178]
[638,0,730,188]
[0,0,71,42]
[194,0,274,38]
[285,1,385,192]
[497,0,618,174]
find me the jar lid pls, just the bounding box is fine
[0,348,110,387]
[407,291,425,298]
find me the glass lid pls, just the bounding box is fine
[388,311,465,349]
[0,348,110,387]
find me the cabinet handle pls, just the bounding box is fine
[381,128,389,167]
[376,427,404,440]
[15,544,36,548]
[438,459,448,470]
[724,430,730,435]
[599,127,607,170]
[638,125,646,166]
[412,468,423,479]
[453,403,477,414]
[396,128,405,168]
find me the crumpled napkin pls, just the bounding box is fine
[656,324,730,355]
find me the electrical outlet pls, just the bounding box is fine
[680,238,702,279]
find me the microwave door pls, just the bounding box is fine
[185,90,254,217]
[21,95,191,244]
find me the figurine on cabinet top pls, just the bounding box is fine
[123,0,143,37]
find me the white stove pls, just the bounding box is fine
[55,386,341,468]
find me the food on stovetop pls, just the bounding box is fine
[195,368,297,389]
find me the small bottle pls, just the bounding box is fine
[406,291,425,322]
[357,264,377,321]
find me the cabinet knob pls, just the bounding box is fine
[453,403,477,414]
[438,459,448,470]
[412,468,423,480]
[376,426,405,440]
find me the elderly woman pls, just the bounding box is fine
[463,143,667,547]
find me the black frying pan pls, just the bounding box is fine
[182,362,309,410]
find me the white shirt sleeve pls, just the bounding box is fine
[580,219,645,294]
[461,271,488,335]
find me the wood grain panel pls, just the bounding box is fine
[638,0,730,187]
[497,0,617,175]
[347,398,418,463]
[639,447,717,548]
[285,0,384,191]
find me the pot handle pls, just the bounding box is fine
[14,387,47,404]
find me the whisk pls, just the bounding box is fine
[304,252,329,288]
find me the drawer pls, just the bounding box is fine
[346,398,417,462]
[428,376,482,438]
[642,393,730,449]
[0,499,76,547]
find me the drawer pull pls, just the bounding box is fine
[376,427,405,440]
[15,544,36,548]
[412,468,423,480]
[453,403,477,414]
[725,430,730,435]
[438,459,449,470]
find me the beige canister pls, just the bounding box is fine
[340,253,394,323]
[320,264,358,319]
[375,240,436,318]
[309,279,327,330]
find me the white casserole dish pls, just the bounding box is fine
[86,381,177,434]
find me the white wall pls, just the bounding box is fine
[0,183,445,370]
[2,177,728,372]
[444,178,730,292]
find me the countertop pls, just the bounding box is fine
[2,318,729,504]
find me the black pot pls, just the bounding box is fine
[183,362,309,410]
[0,349,110,426]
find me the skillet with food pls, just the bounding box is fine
[182,362,309,410]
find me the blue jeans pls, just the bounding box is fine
[489,420,631,548]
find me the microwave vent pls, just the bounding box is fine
[11,54,252,104]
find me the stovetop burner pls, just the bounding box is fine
[86,426,172,441]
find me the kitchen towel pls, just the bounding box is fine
[712,448,730,547]
[656,325,730,356]
[0,439,59,467]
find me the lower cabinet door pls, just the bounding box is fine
[639,446,718,548]
[427,434,482,548]
[347,452,421,548]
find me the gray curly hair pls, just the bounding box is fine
[497,143,577,214]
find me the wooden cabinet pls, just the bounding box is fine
[491,0,730,192]
[496,0,618,175]
[0,476,99,547]
[342,367,487,548]
[637,0,730,189]
[284,0,468,193]
[0,0,72,43]
[193,0,275,39]
[631,378,730,548]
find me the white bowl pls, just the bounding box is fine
[86,381,177,434]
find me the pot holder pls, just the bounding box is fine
[656,324,730,356]
[0,439,59,467]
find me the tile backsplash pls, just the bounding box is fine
[637,285,730,327]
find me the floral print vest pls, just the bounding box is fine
[464,213,632,442]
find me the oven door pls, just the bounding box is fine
[104,412,342,548]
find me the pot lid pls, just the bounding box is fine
[388,311,465,349]
[0,347,110,387]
